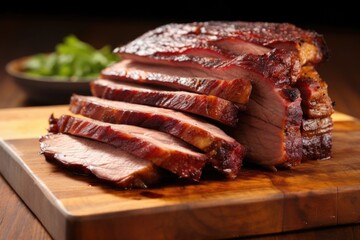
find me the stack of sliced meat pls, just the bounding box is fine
[40,21,334,188]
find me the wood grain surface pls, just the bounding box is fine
[1,106,360,239]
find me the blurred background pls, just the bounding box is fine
[1,3,359,117]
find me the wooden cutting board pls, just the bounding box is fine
[1,106,360,240]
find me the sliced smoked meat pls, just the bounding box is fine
[119,48,301,86]
[117,43,303,168]
[50,115,207,181]
[69,95,246,179]
[116,26,307,168]
[91,79,242,126]
[39,133,161,188]
[101,60,252,106]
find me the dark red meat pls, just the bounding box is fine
[50,115,207,181]
[119,48,301,86]
[39,134,161,188]
[101,60,252,105]
[118,45,302,168]
[118,51,302,167]
[91,79,242,126]
[69,95,246,179]
[116,23,319,168]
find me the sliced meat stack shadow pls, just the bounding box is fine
[40,21,334,188]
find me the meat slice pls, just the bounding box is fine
[69,95,246,179]
[295,66,334,118]
[116,21,328,66]
[50,115,207,181]
[119,48,301,86]
[39,134,161,188]
[101,60,252,105]
[91,79,242,126]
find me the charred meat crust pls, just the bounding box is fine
[116,21,328,65]
[301,117,333,160]
[232,49,301,85]
[301,117,333,136]
[302,132,332,161]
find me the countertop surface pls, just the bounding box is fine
[0,16,359,239]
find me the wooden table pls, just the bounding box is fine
[0,16,360,239]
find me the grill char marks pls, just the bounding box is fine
[40,134,161,188]
[91,79,242,126]
[69,95,246,179]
